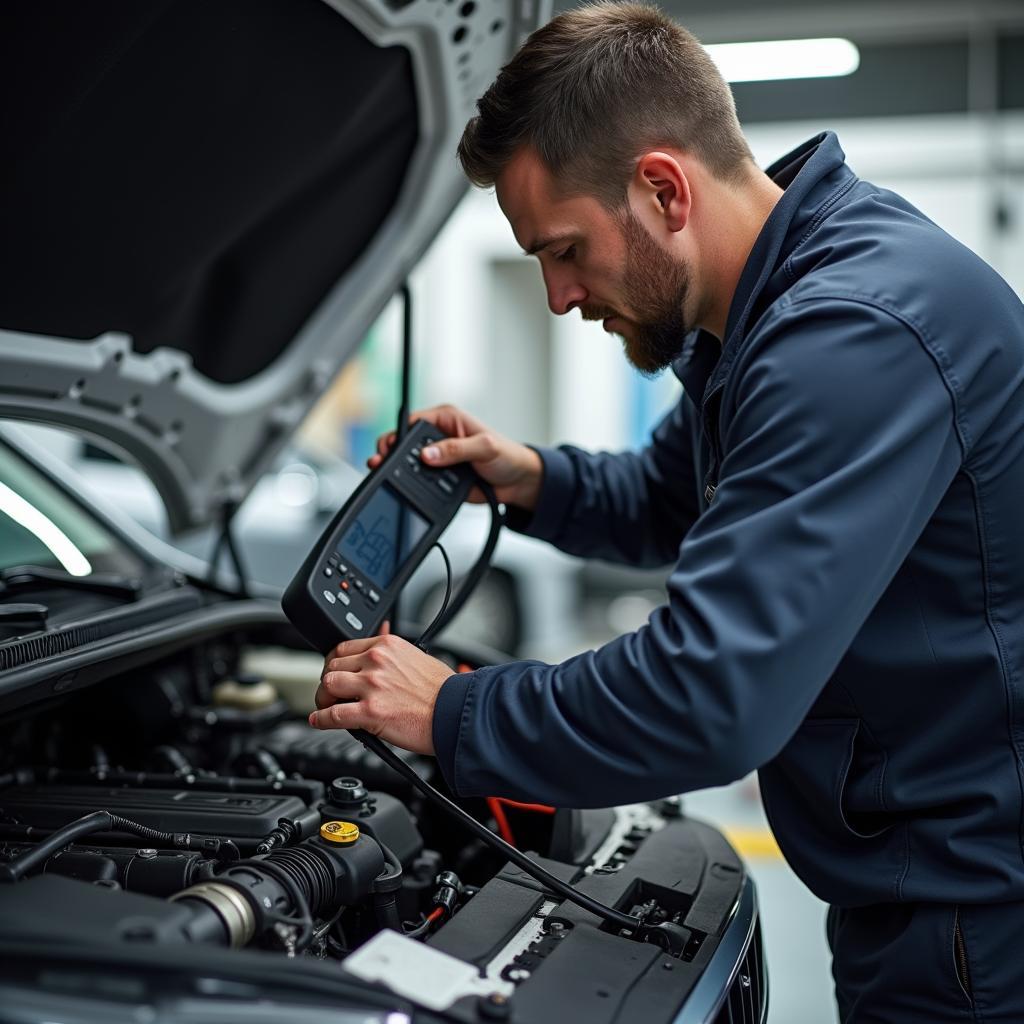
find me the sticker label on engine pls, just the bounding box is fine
[343,930,512,1011]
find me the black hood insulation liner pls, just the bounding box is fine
[0,0,418,384]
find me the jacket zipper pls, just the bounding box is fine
[953,907,973,1005]
[701,384,725,508]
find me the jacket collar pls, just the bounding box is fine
[673,131,854,404]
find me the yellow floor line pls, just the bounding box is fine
[721,825,783,860]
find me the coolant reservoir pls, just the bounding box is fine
[211,674,280,710]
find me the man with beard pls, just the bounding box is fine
[309,3,1024,1019]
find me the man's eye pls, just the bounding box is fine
[555,245,576,263]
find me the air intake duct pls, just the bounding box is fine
[170,821,384,951]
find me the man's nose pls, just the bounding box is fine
[544,273,587,316]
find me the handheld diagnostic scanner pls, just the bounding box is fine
[283,420,475,653]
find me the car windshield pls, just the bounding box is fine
[0,439,147,578]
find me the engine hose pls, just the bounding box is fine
[0,811,113,882]
[170,831,385,950]
[0,811,230,883]
[371,843,403,932]
[106,814,175,843]
[245,856,315,953]
[264,845,336,912]
[153,745,193,775]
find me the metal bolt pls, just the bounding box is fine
[478,993,511,1020]
[273,922,297,958]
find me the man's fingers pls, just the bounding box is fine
[327,635,385,661]
[376,431,397,458]
[318,668,362,702]
[319,628,393,706]
[370,406,484,465]
[314,679,350,709]
[323,653,364,676]
[308,700,372,731]
[421,432,498,468]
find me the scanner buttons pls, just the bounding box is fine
[407,444,463,497]
[321,558,377,615]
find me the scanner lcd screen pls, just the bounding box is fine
[336,483,429,590]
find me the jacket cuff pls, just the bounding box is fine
[431,670,474,792]
[503,446,576,543]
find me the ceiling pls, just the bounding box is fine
[566,0,1024,45]
[551,0,1024,122]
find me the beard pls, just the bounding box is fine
[580,207,692,376]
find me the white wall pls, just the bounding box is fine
[400,111,1023,456]
[744,112,1024,296]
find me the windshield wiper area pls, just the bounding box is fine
[0,566,142,601]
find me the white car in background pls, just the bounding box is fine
[22,427,580,660]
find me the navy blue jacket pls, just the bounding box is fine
[433,133,1024,907]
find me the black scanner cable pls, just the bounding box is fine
[413,478,503,649]
[349,731,647,937]
[391,281,414,633]
[349,284,644,938]
[413,542,452,649]
[390,280,505,647]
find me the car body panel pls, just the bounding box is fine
[0,0,544,532]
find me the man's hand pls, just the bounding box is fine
[309,634,453,754]
[368,404,544,512]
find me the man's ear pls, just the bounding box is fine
[633,151,691,233]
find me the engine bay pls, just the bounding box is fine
[0,618,759,1022]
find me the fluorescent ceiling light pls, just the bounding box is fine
[0,480,92,576]
[706,38,860,83]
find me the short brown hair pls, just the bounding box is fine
[457,2,753,206]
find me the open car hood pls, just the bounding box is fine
[0,0,543,532]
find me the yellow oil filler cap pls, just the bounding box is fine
[320,821,360,845]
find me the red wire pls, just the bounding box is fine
[487,796,515,845]
[493,798,556,815]
[427,906,444,924]
[486,797,559,848]
[463,667,557,843]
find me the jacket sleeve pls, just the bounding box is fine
[432,298,964,807]
[504,393,702,568]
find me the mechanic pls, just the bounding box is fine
[309,4,1024,1020]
